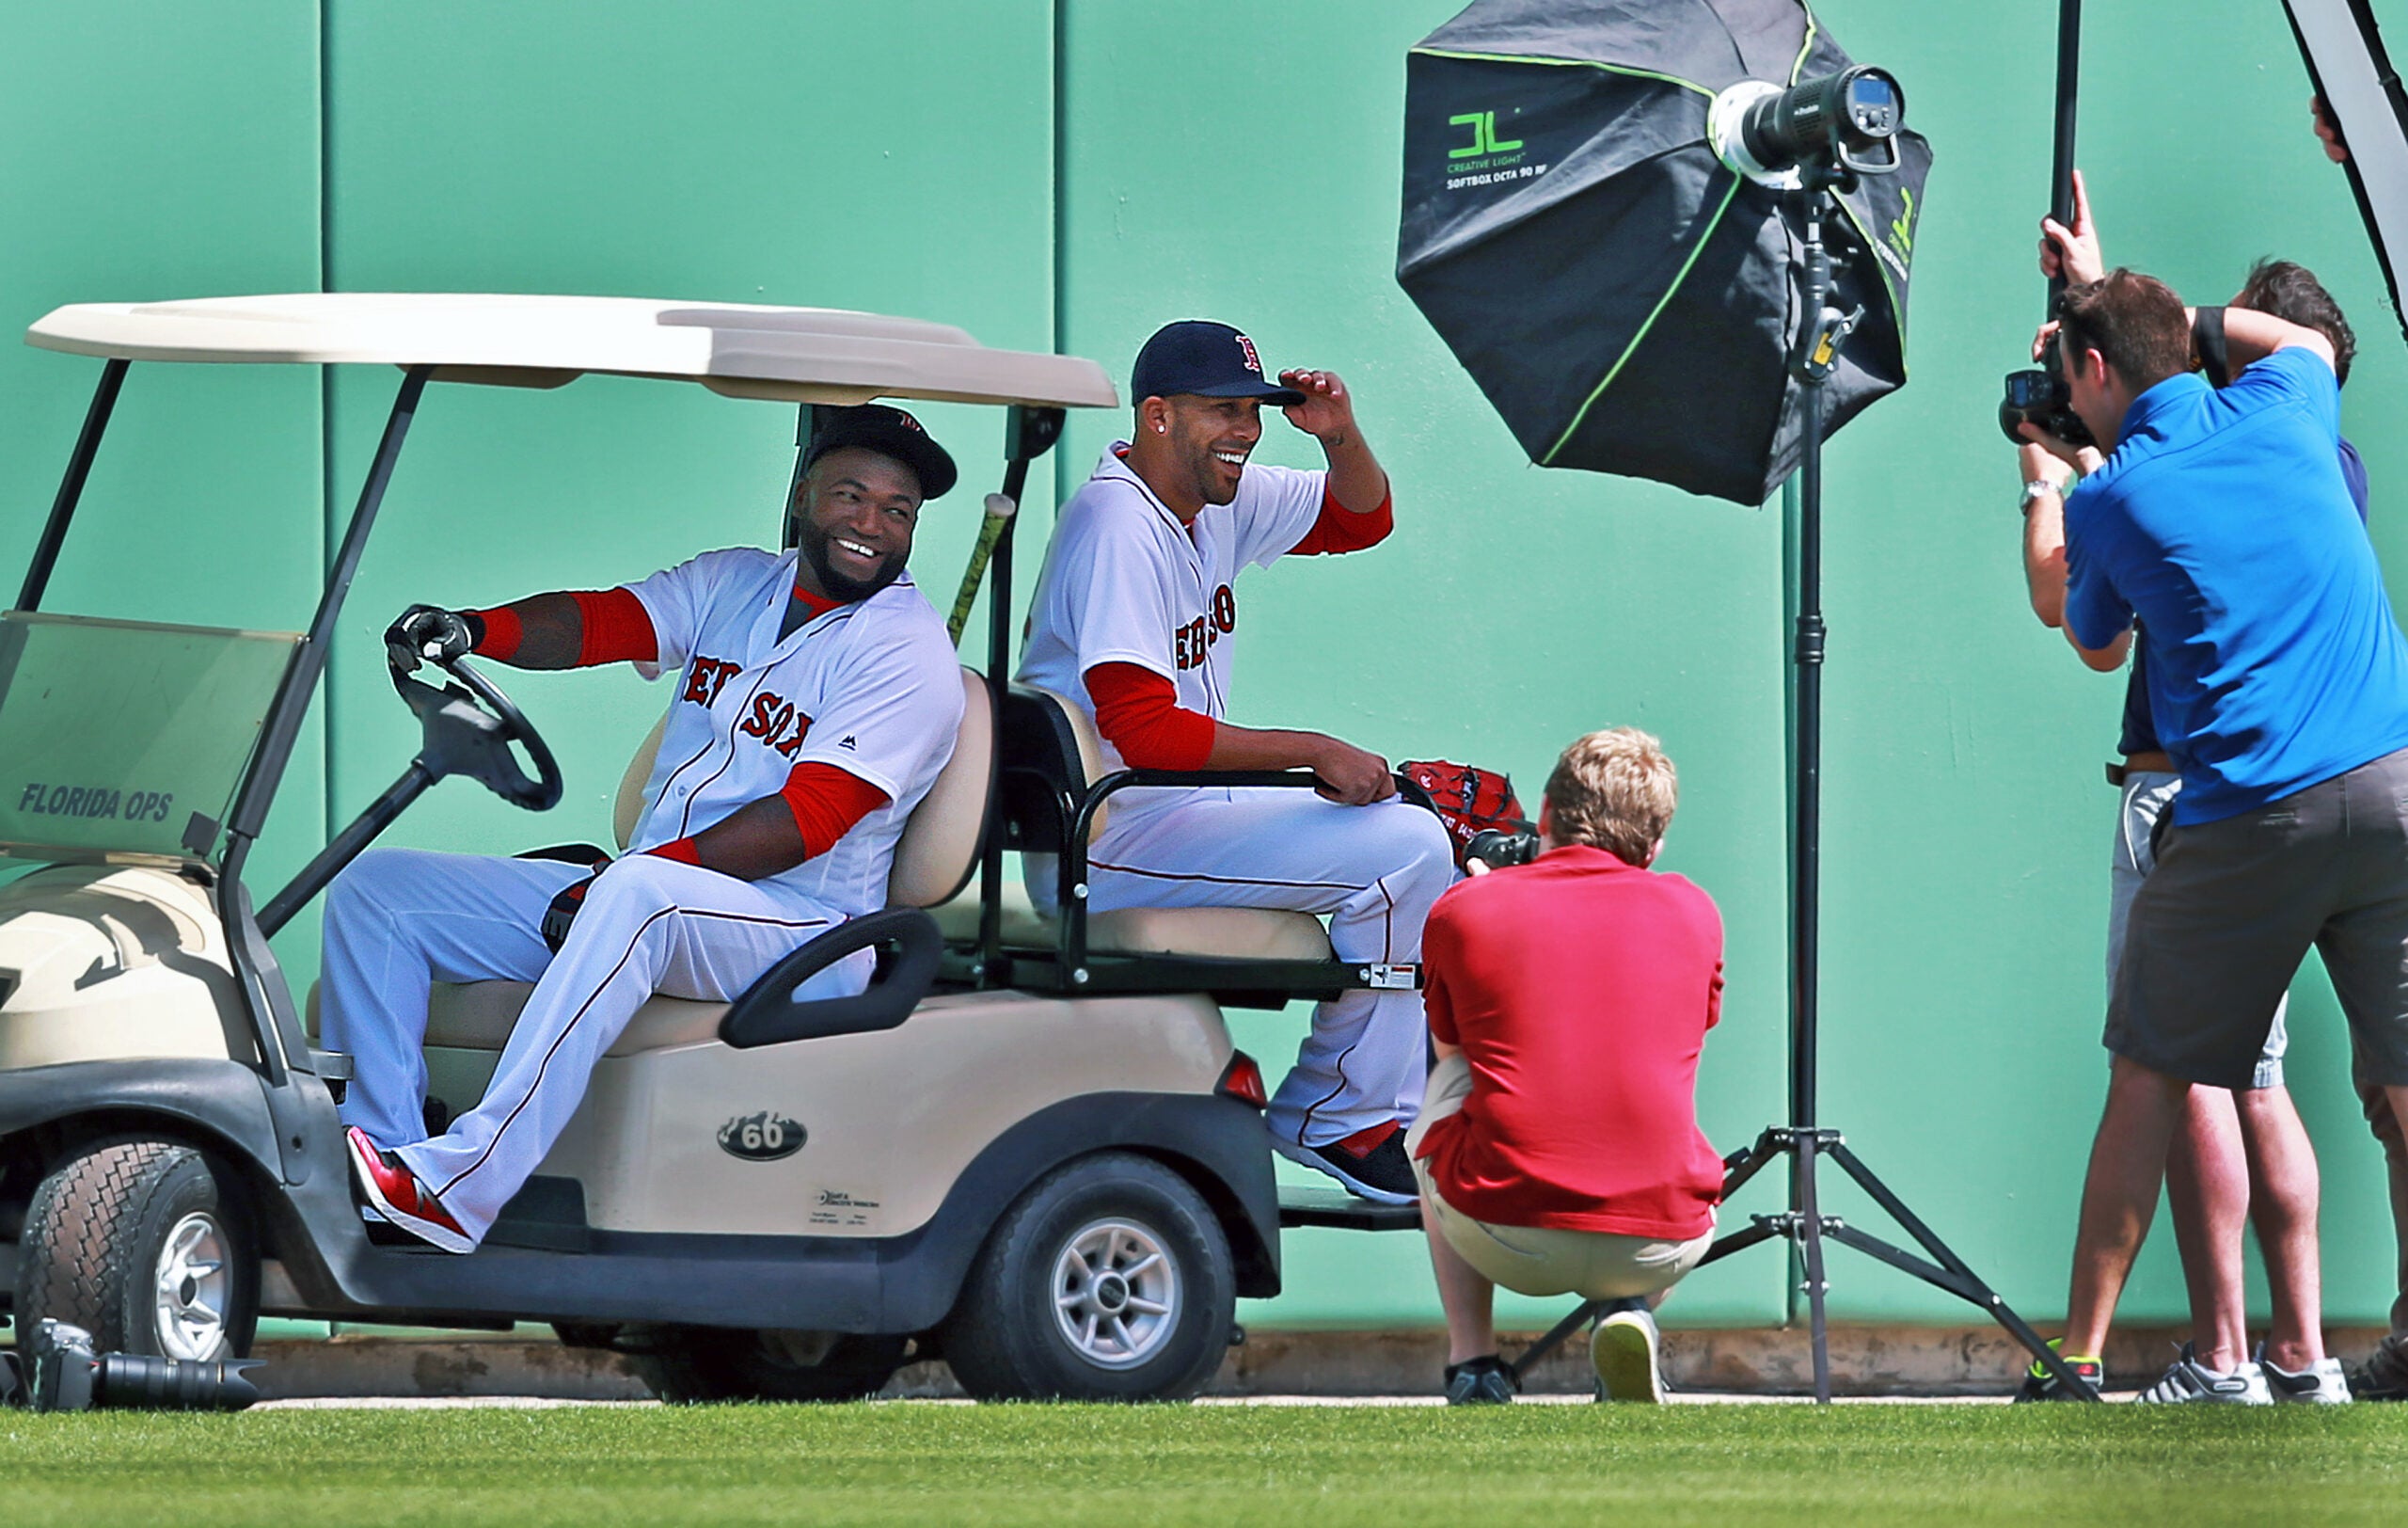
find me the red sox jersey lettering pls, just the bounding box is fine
[681,657,742,707]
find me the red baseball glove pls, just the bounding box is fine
[1399,759,1532,869]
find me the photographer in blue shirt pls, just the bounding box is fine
[2018,264,2408,1403]
[2020,180,2374,1407]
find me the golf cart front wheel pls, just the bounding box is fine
[16,1138,260,1362]
[943,1151,1234,1402]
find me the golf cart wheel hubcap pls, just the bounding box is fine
[152,1211,232,1361]
[1052,1218,1178,1370]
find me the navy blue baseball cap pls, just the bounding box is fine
[803,403,958,500]
[1131,321,1306,406]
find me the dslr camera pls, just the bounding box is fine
[8,1319,262,1411]
[1464,828,1541,874]
[2000,329,2094,449]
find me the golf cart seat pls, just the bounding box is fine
[308,665,995,1058]
[935,685,1413,1008]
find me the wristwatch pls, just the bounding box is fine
[2019,478,2065,514]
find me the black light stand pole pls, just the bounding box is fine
[1508,172,2098,1405]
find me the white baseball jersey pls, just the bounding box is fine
[1018,444,1325,787]
[622,547,963,916]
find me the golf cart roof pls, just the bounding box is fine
[24,293,1119,409]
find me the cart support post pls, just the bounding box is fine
[218,366,431,1088]
[15,358,130,613]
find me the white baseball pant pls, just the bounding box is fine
[319,846,867,1245]
[1073,789,1455,1145]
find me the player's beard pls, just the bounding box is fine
[798,520,904,602]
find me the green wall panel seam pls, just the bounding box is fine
[319,0,338,848]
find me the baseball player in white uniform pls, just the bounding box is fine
[325,405,966,1251]
[1018,320,1454,1204]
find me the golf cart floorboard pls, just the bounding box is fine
[1276,1186,1418,1232]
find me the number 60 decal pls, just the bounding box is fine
[717,1109,807,1162]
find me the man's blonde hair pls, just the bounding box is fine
[1545,727,1677,867]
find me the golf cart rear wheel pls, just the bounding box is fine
[626,1328,909,1404]
[943,1151,1233,1402]
[16,1139,260,1362]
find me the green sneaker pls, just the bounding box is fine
[2013,1339,2103,1402]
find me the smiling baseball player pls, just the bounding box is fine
[1017,321,1454,1204]
[324,404,966,1252]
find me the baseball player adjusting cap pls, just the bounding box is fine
[1131,320,1306,406]
[803,403,958,501]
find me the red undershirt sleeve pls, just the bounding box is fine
[467,589,656,667]
[778,762,892,861]
[467,605,522,661]
[1085,662,1215,772]
[568,588,658,666]
[1286,484,1393,556]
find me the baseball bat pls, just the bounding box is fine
[946,492,1017,646]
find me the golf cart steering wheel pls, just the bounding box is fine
[387,655,564,811]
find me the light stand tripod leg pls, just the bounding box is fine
[1796,1131,1833,1403]
[1828,1143,2099,1399]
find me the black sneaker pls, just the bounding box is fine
[1445,1355,1517,1406]
[2346,1338,2408,1402]
[2013,1340,2104,1402]
[1275,1121,1418,1204]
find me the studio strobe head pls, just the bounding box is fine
[1711,65,1906,186]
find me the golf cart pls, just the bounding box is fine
[0,294,1417,1405]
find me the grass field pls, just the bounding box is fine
[3,1404,2407,1526]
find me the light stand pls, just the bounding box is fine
[1508,171,2099,1405]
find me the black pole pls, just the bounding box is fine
[16,358,129,613]
[1792,219,1829,1139]
[2047,0,2083,309]
[1791,188,1835,1405]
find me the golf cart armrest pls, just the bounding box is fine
[717,907,943,1049]
[1057,770,1443,969]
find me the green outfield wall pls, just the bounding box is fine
[3,0,2400,1337]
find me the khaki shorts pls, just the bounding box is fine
[1407,1052,1715,1302]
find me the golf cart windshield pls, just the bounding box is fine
[0,612,298,866]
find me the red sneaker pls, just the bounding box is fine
[344,1126,474,1253]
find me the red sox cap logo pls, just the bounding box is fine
[1234,334,1264,375]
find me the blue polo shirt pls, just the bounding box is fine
[2116,436,2368,756]
[2066,347,2408,824]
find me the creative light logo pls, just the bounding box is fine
[1448,109,1523,159]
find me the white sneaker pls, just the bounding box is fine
[2134,1343,2271,1405]
[2260,1345,2353,1404]
[1592,1305,1664,1402]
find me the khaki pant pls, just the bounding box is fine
[1408,1052,1715,1302]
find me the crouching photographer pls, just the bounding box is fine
[1408,728,1726,1405]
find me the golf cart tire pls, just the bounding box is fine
[16,1138,260,1362]
[943,1151,1233,1403]
[626,1328,910,1404]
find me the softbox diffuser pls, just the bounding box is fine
[1398,0,1933,506]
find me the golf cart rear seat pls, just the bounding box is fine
[931,684,1417,1009]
